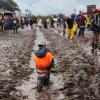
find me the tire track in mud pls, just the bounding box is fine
[41,29,100,100]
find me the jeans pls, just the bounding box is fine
[78,26,85,37]
[13,24,18,34]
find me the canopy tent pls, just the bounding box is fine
[0,0,14,13]
[0,9,13,14]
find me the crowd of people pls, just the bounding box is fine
[36,10,100,55]
[64,10,100,55]
[0,14,36,33]
[33,10,100,92]
[0,9,100,54]
[0,15,13,32]
[0,9,99,92]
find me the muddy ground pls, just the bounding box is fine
[41,28,100,100]
[0,27,100,100]
[0,28,36,100]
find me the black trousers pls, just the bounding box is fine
[78,27,85,37]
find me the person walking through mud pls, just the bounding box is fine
[30,17,34,29]
[66,15,74,39]
[43,18,47,29]
[90,9,100,54]
[20,17,25,29]
[77,12,86,37]
[33,41,54,92]
[38,18,43,28]
[1,15,5,32]
[50,17,54,28]
[62,16,67,36]
[13,17,19,34]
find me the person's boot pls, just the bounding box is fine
[94,49,97,56]
[14,30,15,34]
[94,43,98,56]
[16,29,18,34]
[91,43,95,54]
[91,48,94,54]
[44,77,50,89]
[94,44,98,56]
[68,37,70,40]
[37,86,43,92]
[63,30,65,36]
[37,77,44,92]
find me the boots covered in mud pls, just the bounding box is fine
[91,43,98,55]
[37,71,50,92]
[33,41,54,92]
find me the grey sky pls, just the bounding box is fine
[14,0,100,15]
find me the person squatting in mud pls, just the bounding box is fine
[33,41,54,92]
[90,9,100,55]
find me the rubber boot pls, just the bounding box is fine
[44,76,50,87]
[94,44,98,56]
[91,49,94,54]
[37,77,44,92]
[68,37,70,40]
[63,30,65,36]
[14,29,15,34]
[91,43,95,54]
[72,38,76,47]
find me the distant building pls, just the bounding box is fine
[87,5,96,16]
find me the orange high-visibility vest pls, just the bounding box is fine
[33,52,53,70]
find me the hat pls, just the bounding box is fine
[38,41,46,46]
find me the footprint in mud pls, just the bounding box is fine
[36,90,53,100]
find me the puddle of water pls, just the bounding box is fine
[54,29,63,37]
[54,29,68,40]
[57,92,65,100]
[16,29,41,100]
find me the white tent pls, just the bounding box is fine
[0,9,13,14]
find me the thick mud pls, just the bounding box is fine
[0,28,35,100]
[0,27,100,100]
[16,28,64,100]
[41,28,100,100]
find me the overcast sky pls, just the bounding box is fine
[14,0,100,15]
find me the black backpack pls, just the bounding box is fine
[94,14,100,28]
[90,14,100,31]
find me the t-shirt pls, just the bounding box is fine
[13,20,17,24]
[77,15,86,26]
[66,18,74,29]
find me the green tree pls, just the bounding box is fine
[57,13,64,18]
[6,0,20,11]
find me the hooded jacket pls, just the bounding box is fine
[34,48,53,70]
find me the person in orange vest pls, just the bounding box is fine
[33,41,54,92]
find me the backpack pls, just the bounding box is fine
[94,15,100,28]
[90,15,100,31]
